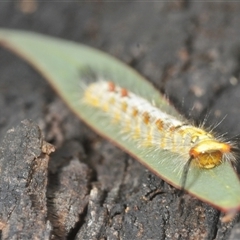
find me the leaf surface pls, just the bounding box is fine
[0,29,240,212]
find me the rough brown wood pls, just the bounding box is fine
[0,120,54,239]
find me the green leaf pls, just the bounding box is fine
[0,29,240,213]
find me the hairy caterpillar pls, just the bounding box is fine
[82,80,237,189]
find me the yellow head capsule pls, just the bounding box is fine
[189,140,231,169]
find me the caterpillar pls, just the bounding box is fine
[82,79,237,189]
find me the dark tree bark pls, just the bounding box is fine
[0,120,54,239]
